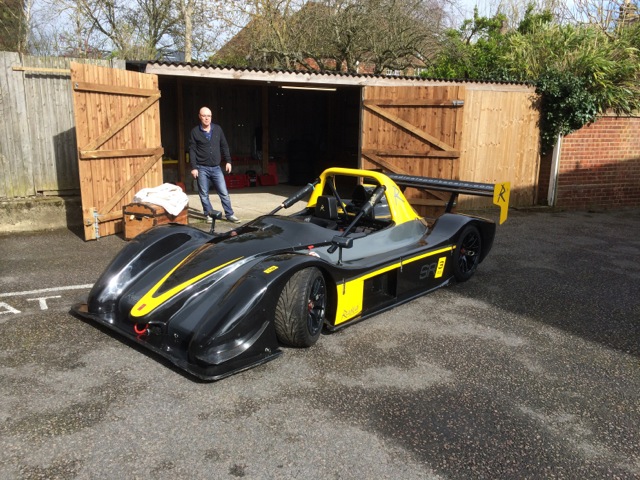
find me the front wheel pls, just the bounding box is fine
[275,267,327,347]
[453,225,482,282]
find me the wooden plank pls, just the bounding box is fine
[452,86,465,181]
[97,211,123,222]
[73,80,159,97]
[362,148,459,158]
[364,102,455,152]
[364,99,463,107]
[13,66,70,75]
[362,151,411,175]
[80,147,163,159]
[95,64,112,236]
[177,78,186,183]
[71,63,96,239]
[406,197,447,206]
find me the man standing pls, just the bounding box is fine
[189,106,241,223]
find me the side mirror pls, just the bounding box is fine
[332,236,353,248]
[208,209,223,234]
[328,235,353,254]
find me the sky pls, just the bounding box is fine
[456,0,491,17]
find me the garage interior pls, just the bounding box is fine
[156,75,362,189]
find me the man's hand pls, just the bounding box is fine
[225,163,232,174]
[191,169,199,178]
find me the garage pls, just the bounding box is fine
[9,58,538,240]
[150,68,362,187]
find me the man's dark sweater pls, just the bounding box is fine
[188,123,231,169]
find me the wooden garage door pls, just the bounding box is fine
[361,85,464,216]
[71,62,163,240]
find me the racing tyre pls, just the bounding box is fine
[275,267,327,347]
[453,225,482,282]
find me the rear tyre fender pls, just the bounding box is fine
[275,267,327,347]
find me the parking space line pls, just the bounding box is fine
[0,284,94,299]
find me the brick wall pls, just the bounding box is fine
[552,116,640,209]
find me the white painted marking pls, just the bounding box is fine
[27,295,62,310]
[0,284,93,299]
[0,302,21,315]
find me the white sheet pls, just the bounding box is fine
[133,183,189,217]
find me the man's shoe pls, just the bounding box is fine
[226,215,241,224]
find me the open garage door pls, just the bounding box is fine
[361,85,464,216]
[71,62,163,240]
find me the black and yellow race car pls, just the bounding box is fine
[72,168,510,380]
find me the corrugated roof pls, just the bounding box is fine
[143,60,534,91]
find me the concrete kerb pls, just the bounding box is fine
[0,196,83,235]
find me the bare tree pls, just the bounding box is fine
[28,0,106,56]
[560,0,639,33]
[72,0,179,59]
[218,0,447,73]
[23,0,452,64]
[237,0,308,68]
[27,0,179,59]
[358,0,446,74]
[176,0,194,61]
[172,0,227,61]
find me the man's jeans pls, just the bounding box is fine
[196,165,234,218]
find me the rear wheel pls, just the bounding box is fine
[453,225,482,282]
[275,267,327,347]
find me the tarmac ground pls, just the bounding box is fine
[0,201,639,479]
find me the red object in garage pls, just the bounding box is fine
[225,174,250,189]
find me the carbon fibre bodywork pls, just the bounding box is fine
[72,168,509,380]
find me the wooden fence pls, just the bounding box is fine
[0,52,124,199]
[459,85,541,209]
[359,82,541,212]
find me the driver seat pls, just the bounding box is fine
[312,195,339,229]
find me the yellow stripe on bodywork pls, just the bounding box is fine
[334,246,454,325]
[131,256,243,318]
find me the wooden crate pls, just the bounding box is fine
[123,202,188,240]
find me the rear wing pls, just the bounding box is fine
[388,174,510,224]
